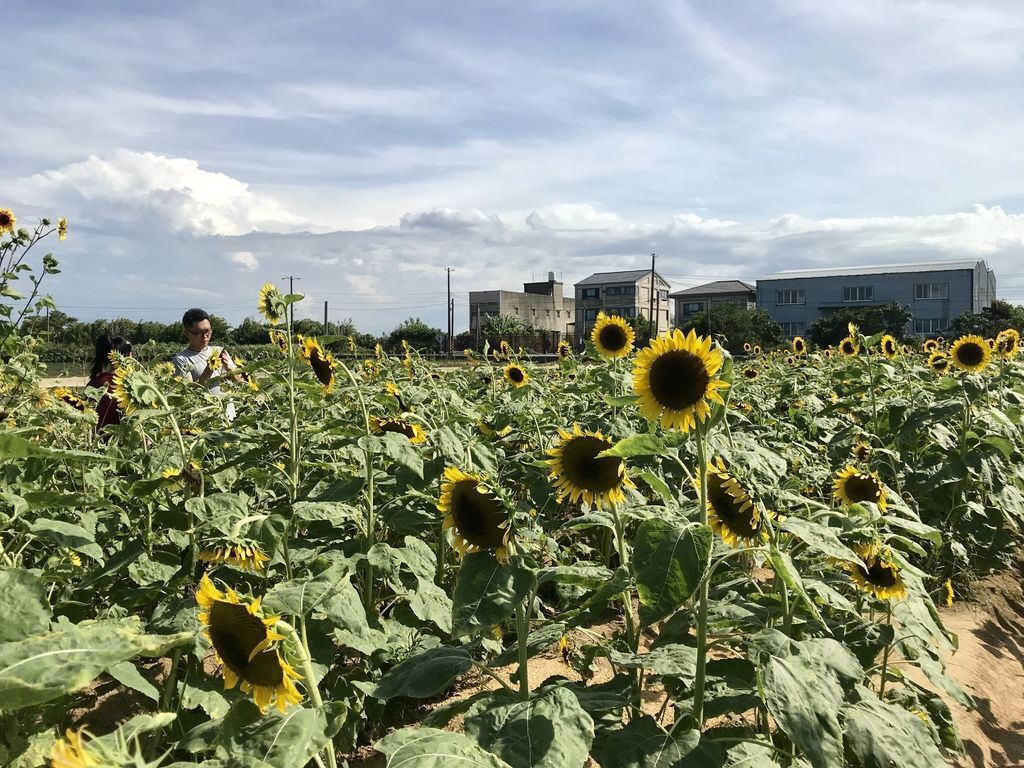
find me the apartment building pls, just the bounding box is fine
[574,269,671,344]
[670,280,757,324]
[468,273,575,338]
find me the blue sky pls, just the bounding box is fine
[6,1,1024,332]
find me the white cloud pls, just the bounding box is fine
[229,251,259,271]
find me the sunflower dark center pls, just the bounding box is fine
[451,482,506,548]
[795,340,805,352]
[0,213,11,227]
[884,340,896,354]
[598,324,629,352]
[508,367,525,383]
[208,601,284,687]
[648,350,709,410]
[708,472,758,537]
[955,342,985,366]
[843,474,882,503]
[379,420,416,439]
[861,559,899,588]
[559,436,622,493]
[841,340,855,354]
[743,369,757,379]
[310,352,334,385]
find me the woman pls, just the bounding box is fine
[86,334,132,431]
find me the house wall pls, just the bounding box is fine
[673,292,756,323]
[574,274,671,343]
[468,288,575,335]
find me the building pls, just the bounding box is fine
[757,260,997,337]
[574,269,671,344]
[468,273,575,342]
[670,280,757,324]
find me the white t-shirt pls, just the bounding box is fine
[172,346,237,421]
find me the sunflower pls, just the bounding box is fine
[928,351,950,374]
[839,336,860,356]
[206,348,222,372]
[632,328,729,432]
[196,574,303,714]
[949,334,991,373]
[57,217,68,241]
[437,467,510,561]
[880,334,898,359]
[53,386,87,411]
[498,340,511,360]
[591,312,635,359]
[268,329,288,353]
[347,335,356,354]
[785,355,796,365]
[852,438,872,463]
[944,578,954,607]
[370,415,427,444]
[0,208,15,235]
[752,345,762,356]
[111,365,147,417]
[557,339,572,360]
[300,337,337,393]
[996,328,1020,357]
[478,419,512,438]
[699,458,766,547]
[198,543,269,573]
[833,465,888,510]
[50,728,105,768]
[742,367,758,381]
[503,363,529,388]
[257,283,285,325]
[791,336,807,355]
[922,338,939,354]
[743,342,752,353]
[847,542,906,600]
[546,424,636,509]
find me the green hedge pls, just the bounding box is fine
[35,342,282,365]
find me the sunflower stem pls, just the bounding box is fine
[516,601,530,701]
[692,425,711,730]
[878,603,893,699]
[282,620,339,768]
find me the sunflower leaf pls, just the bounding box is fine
[842,685,947,768]
[452,552,536,637]
[369,646,473,700]
[375,726,513,768]
[0,569,50,642]
[597,433,666,459]
[633,519,712,626]
[589,715,723,768]
[780,518,860,563]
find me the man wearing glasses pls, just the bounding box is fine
[173,308,237,421]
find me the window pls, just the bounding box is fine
[776,289,805,305]
[914,282,949,300]
[624,285,636,295]
[843,286,874,302]
[581,288,599,300]
[607,287,620,296]
[914,318,946,335]
[623,306,637,318]
[780,322,805,337]
[659,290,669,301]
[584,308,599,321]
[682,302,705,315]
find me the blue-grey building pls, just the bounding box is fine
[757,260,996,338]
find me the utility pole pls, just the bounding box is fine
[446,267,453,359]
[450,298,455,358]
[323,301,328,335]
[282,275,301,326]
[475,304,481,349]
[648,253,656,340]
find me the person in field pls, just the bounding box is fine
[173,308,237,421]
[87,334,133,431]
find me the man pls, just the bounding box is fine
[173,308,237,421]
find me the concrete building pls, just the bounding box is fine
[670,280,757,324]
[574,269,671,345]
[757,260,997,337]
[468,273,575,340]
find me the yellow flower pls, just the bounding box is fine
[922,338,939,354]
[743,342,752,352]
[257,283,285,325]
[590,312,635,359]
[880,334,898,359]
[370,415,427,444]
[503,363,529,388]
[437,467,510,561]
[949,334,991,373]
[547,423,635,509]
[698,458,768,547]
[206,348,222,372]
[0,208,15,235]
[833,465,887,510]
[557,340,572,360]
[752,345,762,356]
[559,634,572,665]
[839,336,860,356]
[300,337,337,394]
[196,574,303,714]
[996,328,1020,357]
[50,728,102,768]
[269,329,288,353]
[791,336,807,355]
[57,217,68,241]
[847,542,907,601]
[741,367,758,381]
[53,386,87,411]
[943,578,954,607]
[631,328,728,432]
[198,544,270,573]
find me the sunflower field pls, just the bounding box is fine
[3,271,1024,767]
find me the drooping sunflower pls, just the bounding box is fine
[928,351,950,374]
[498,340,511,359]
[880,334,898,359]
[0,208,15,235]
[111,364,148,417]
[632,328,729,432]
[852,438,872,463]
[833,465,888,510]
[699,458,767,547]
[752,345,762,356]
[742,367,758,381]
[591,312,635,359]
[196,574,303,714]
[257,283,285,325]
[791,336,807,355]
[437,467,510,561]
[557,339,572,360]
[300,337,336,393]
[949,334,991,373]
[847,542,907,600]
[546,424,636,509]
[785,355,796,365]
[198,543,269,573]
[370,415,427,444]
[57,217,68,241]
[996,328,1020,357]
[503,363,529,388]
[922,338,939,354]
[53,386,87,411]
[839,336,860,357]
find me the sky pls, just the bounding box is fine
[5,0,1024,334]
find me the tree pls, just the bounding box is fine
[679,304,784,354]
[482,313,529,338]
[386,317,441,352]
[230,317,271,345]
[946,299,1024,340]
[807,303,913,349]
[629,313,653,346]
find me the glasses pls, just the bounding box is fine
[187,328,213,337]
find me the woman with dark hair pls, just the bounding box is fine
[87,334,132,430]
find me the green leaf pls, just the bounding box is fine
[465,686,595,768]
[265,562,352,617]
[375,727,513,768]
[536,564,612,590]
[452,553,536,637]
[365,432,424,478]
[107,661,159,702]
[767,550,825,628]
[598,433,666,459]
[370,646,473,700]
[28,519,104,563]
[607,644,698,680]
[590,715,721,768]
[0,433,119,463]
[633,520,712,626]
[0,569,50,642]
[0,618,192,711]
[635,469,675,503]
[842,686,946,768]
[219,701,346,768]
[780,518,860,563]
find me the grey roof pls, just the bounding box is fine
[759,260,985,281]
[576,269,667,286]
[668,280,756,298]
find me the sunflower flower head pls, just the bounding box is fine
[50,728,105,768]
[928,350,950,374]
[557,339,572,360]
[880,334,899,359]
[0,208,15,235]
[949,334,991,373]
[300,337,337,394]
[995,328,1020,358]
[743,342,752,352]
[57,217,68,241]
[698,458,769,547]
[112,363,157,417]
[632,328,729,432]
[852,438,872,463]
[547,424,636,509]
[198,542,270,573]
[923,338,939,354]
[839,336,860,357]
[833,465,888,510]
[591,312,635,359]
[742,367,758,381]
[503,363,529,388]
[847,542,907,600]
[944,578,954,606]
[53,386,87,412]
[257,283,286,325]
[196,574,303,714]
[791,336,807,355]
[437,467,511,561]
[753,345,762,356]
[370,415,427,444]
